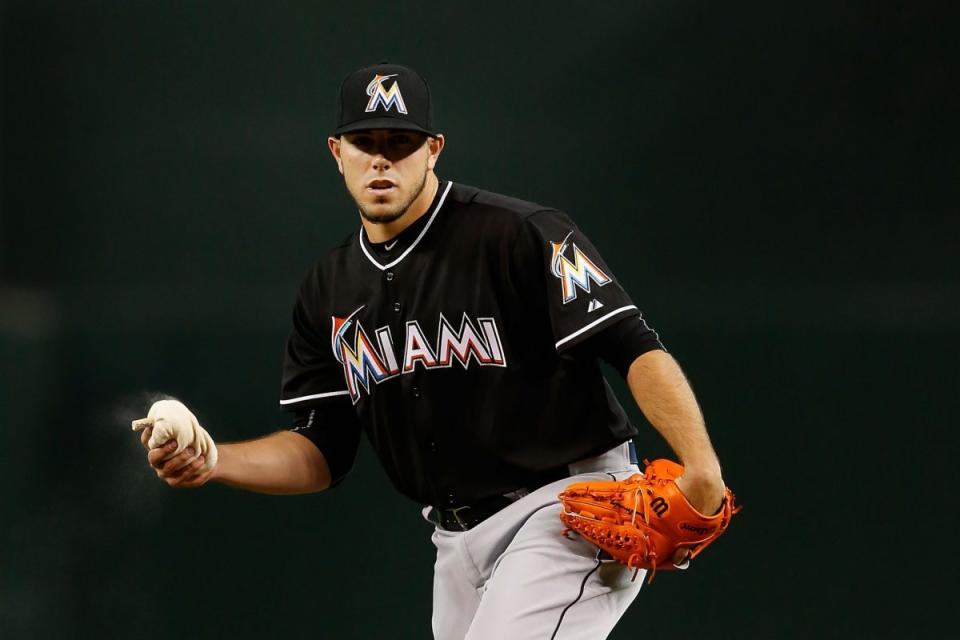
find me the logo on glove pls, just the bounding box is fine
[679,522,716,536]
[649,496,669,517]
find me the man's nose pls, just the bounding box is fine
[371,147,391,170]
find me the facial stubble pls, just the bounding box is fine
[355,169,429,225]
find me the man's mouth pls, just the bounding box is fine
[367,180,397,195]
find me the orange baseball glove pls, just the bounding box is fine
[558,459,739,583]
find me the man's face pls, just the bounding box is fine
[328,129,443,224]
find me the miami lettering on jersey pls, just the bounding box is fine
[331,308,506,403]
[550,231,612,304]
[365,74,408,114]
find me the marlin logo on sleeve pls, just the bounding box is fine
[332,309,506,403]
[550,231,612,304]
[365,74,408,114]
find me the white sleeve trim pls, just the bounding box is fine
[554,305,638,349]
[279,390,350,405]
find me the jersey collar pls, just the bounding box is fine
[359,180,453,271]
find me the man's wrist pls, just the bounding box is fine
[208,443,230,483]
[678,457,722,481]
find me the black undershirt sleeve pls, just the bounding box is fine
[287,400,362,488]
[575,313,666,378]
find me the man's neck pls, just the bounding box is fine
[361,173,440,243]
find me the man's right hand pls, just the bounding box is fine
[146,439,216,488]
[132,399,219,476]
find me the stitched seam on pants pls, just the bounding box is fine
[550,548,603,640]
[457,533,485,588]
[485,502,559,583]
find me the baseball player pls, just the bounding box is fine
[135,62,728,639]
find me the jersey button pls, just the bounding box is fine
[412,386,420,398]
[446,494,456,505]
[428,441,437,452]
[393,302,401,312]
[386,271,395,281]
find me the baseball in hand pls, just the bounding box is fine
[131,399,218,472]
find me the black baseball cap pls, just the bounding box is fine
[333,62,436,136]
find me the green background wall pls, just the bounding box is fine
[2,2,955,638]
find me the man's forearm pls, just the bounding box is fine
[626,349,725,515]
[211,430,332,494]
[626,349,720,475]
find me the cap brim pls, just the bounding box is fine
[332,117,436,136]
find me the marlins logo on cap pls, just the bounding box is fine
[365,74,408,114]
[333,62,435,135]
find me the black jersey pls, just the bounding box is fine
[280,181,662,506]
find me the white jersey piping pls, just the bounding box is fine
[554,305,638,349]
[359,180,454,271]
[279,390,350,405]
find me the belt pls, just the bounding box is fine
[428,466,569,532]
[428,494,516,532]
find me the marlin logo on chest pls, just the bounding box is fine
[332,308,507,403]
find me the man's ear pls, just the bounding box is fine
[426,134,445,171]
[327,136,344,175]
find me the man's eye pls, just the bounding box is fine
[391,135,412,145]
[352,136,374,148]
